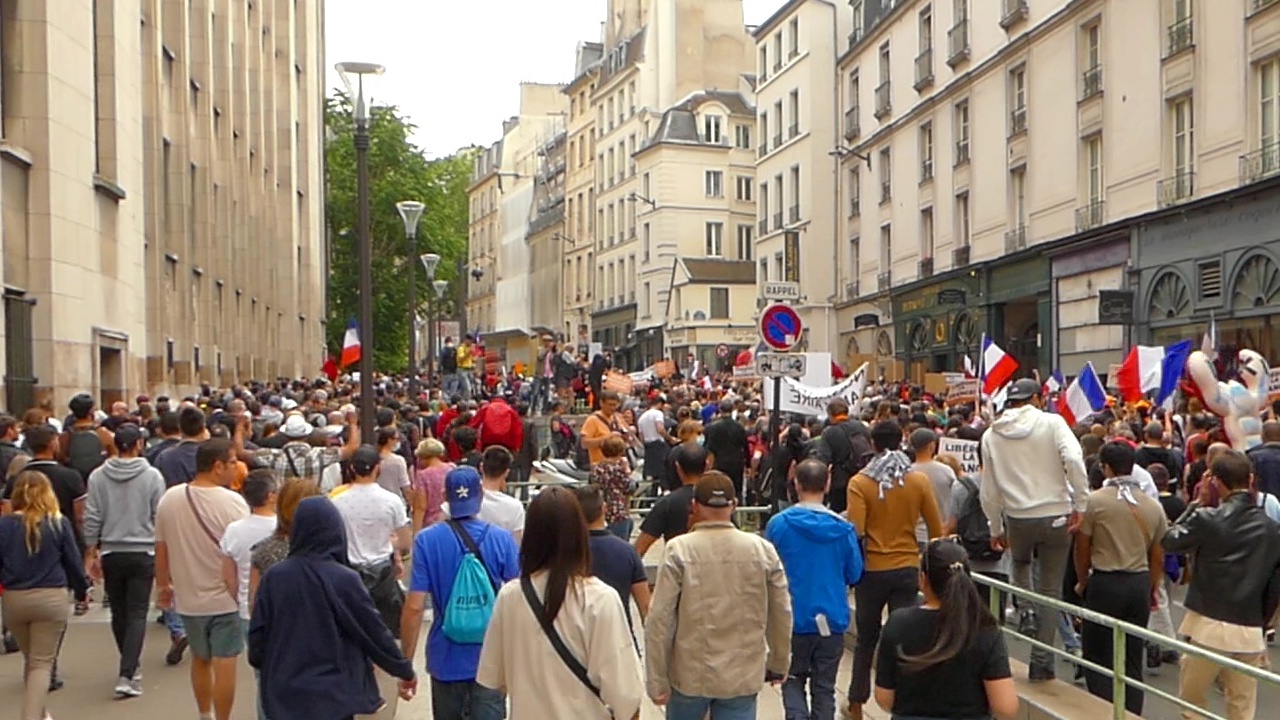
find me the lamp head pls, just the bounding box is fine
[419,253,441,278]
[432,279,449,299]
[334,61,385,123]
[396,201,425,237]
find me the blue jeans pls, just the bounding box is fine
[608,517,634,542]
[163,608,185,638]
[666,691,757,720]
[430,678,505,720]
[782,633,844,720]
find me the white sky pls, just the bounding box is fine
[325,0,782,158]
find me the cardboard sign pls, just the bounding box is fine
[653,360,676,379]
[1269,367,1280,400]
[1106,364,1122,390]
[603,371,633,395]
[924,373,949,395]
[938,437,980,476]
[947,379,981,406]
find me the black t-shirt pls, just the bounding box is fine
[876,606,1011,718]
[587,529,647,630]
[1158,492,1188,524]
[1135,445,1183,485]
[639,484,695,541]
[4,459,88,551]
[702,417,747,470]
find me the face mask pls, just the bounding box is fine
[695,435,705,446]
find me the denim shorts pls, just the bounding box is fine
[180,612,244,660]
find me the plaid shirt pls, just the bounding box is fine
[252,442,342,484]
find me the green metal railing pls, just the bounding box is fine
[972,573,1280,720]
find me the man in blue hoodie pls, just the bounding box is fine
[765,458,864,720]
[249,496,416,720]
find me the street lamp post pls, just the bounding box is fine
[336,61,385,443]
[396,200,426,398]
[432,278,449,393]
[420,253,441,387]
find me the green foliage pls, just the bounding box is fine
[325,95,476,372]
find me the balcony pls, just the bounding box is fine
[1004,225,1027,253]
[1009,106,1028,136]
[952,245,971,267]
[1240,144,1280,185]
[845,281,860,300]
[874,81,892,119]
[1000,0,1028,29]
[880,180,892,204]
[758,143,768,159]
[914,48,934,91]
[919,256,934,278]
[877,271,893,292]
[788,46,799,61]
[789,205,801,223]
[920,160,934,182]
[1074,199,1106,232]
[1080,64,1103,101]
[773,212,784,230]
[955,140,970,166]
[844,106,861,140]
[773,59,783,74]
[788,123,800,140]
[773,133,783,149]
[948,20,970,66]
[850,195,861,217]
[759,218,769,235]
[1166,17,1193,57]
[1158,169,1195,207]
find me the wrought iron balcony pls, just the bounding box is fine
[1075,199,1106,232]
[920,160,934,182]
[1081,65,1103,101]
[877,271,893,292]
[850,194,861,217]
[1009,107,1027,136]
[844,106,861,140]
[1158,169,1196,207]
[1000,0,1028,29]
[789,205,801,223]
[773,212,783,230]
[955,140,970,166]
[880,180,892,204]
[1255,0,1280,12]
[914,48,934,91]
[948,20,970,66]
[874,81,892,119]
[758,143,768,159]
[773,133,783,149]
[919,256,934,278]
[1239,145,1280,185]
[845,281,860,300]
[758,218,769,235]
[789,123,800,140]
[1166,17,1193,57]
[1004,225,1027,253]
[952,245,971,267]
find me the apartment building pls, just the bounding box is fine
[561,42,602,349]
[467,142,502,339]
[589,0,755,371]
[0,0,326,410]
[835,0,1280,380]
[753,0,852,357]
[527,131,567,341]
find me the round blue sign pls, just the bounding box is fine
[759,303,803,351]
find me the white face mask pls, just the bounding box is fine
[695,435,705,446]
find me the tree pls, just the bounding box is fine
[324,95,475,373]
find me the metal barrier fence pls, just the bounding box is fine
[971,572,1280,720]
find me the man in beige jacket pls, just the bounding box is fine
[645,471,792,719]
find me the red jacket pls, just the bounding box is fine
[469,399,523,452]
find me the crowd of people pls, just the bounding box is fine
[0,358,1277,720]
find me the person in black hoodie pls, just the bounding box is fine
[815,398,872,514]
[249,496,417,720]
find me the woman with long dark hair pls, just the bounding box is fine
[873,539,1019,720]
[477,486,641,719]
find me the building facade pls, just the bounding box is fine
[0,0,326,411]
[467,142,502,339]
[561,42,602,349]
[527,131,566,341]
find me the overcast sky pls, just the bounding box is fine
[325,0,781,158]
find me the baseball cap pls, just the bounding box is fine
[445,466,484,519]
[113,423,145,451]
[349,445,382,476]
[694,471,736,508]
[1005,378,1042,402]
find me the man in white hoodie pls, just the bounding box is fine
[979,378,1089,681]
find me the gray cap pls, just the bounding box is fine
[1005,378,1042,402]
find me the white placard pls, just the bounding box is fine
[938,437,980,476]
[761,281,801,301]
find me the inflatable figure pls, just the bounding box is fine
[1185,349,1270,450]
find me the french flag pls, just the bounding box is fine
[1044,369,1065,396]
[1116,339,1193,404]
[981,335,1019,396]
[340,318,361,367]
[1060,362,1108,427]
[963,354,976,379]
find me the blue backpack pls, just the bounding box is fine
[442,520,500,645]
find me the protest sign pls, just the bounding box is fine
[938,437,980,476]
[763,359,868,416]
[946,379,981,406]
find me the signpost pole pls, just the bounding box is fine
[767,375,782,505]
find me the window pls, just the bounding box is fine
[955,0,968,22]
[788,18,799,58]
[628,134,636,175]
[954,100,970,163]
[92,0,118,178]
[790,165,802,221]
[705,170,724,198]
[879,147,892,203]
[1172,96,1193,176]
[775,252,784,282]
[849,69,860,110]
[774,32,783,70]
[1086,134,1103,203]
[1011,167,1027,227]
[1082,22,1102,98]
[703,114,723,144]
[1263,60,1280,160]
[705,222,724,256]
[848,167,861,216]
[737,225,754,260]
[919,4,933,51]
[879,224,892,271]
[852,0,865,43]
[1009,65,1027,132]
[641,281,650,317]
[736,176,753,201]
[774,100,784,142]
[735,123,752,149]
[710,288,730,319]
[760,46,769,80]
[789,90,801,137]
[849,237,861,281]
[606,149,615,186]
[956,191,971,246]
[878,42,891,82]
[920,208,935,258]
[759,183,769,225]
[607,204,616,244]
[629,80,637,114]
[760,259,769,282]
[607,98,614,130]
[919,122,934,180]
[760,112,770,151]
[643,223,651,261]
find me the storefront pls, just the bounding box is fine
[1049,233,1131,373]
[664,325,758,372]
[985,255,1051,374]
[590,303,637,370]
[1135,189,1280,360]
[891,272,984,382]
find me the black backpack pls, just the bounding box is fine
[65,426,106,480]
[953,474,1003,563]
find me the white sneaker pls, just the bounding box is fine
[114,676,142,698]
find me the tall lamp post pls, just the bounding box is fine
[432,277,449,389]
[420,253,442,385]
[336,61,384,443]
[396,200,426,398]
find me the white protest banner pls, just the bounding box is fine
[938,437,980,476]
[765,360,869,416]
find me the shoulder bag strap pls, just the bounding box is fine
[519,575,604,703]
[1123,495,1154,548]
[283,445,304,478]
[446,519,498,592]
[185,485,223,547]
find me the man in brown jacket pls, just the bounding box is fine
[844,420,943,720]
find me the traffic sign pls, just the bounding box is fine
[715,343,730,358]
[759,303,803,351]
[761,281,801,302]
[756,352,806,379]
